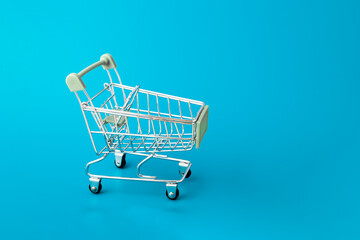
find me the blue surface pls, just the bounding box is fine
[1,0,360,239]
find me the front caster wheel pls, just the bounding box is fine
[115,153,126,168]
[166,188,180,200]
[89,181,102,194]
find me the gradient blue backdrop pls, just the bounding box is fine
[0,1,359,239]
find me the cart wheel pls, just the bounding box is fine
[180,169,192,178]
[89,181,102,194]
[115,153,126,168]
[166,188,180,200]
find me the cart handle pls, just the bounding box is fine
[66,53,117,92]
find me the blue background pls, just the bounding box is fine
[0,0,359,239]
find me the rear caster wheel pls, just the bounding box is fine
[180,169,191,178]
[166,188,179,200]
[115,153,126,168]
[89,181,102,194]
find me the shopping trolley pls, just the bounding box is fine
[66,54,209,200]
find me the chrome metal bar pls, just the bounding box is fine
[112,83,204,106]
[137,153,157,179]
[85,152,191,184]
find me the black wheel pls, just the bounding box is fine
[185,169,191,178]
[179,169,192,178]
[89,181,102,194]
[166,188,180,200]
[115,154,126,168]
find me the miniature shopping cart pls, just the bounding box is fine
[66,54,209,200]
